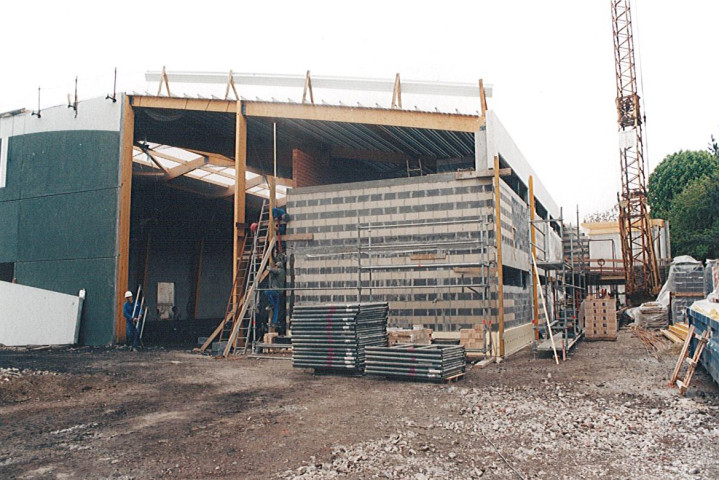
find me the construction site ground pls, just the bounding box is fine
[2,330,718,480]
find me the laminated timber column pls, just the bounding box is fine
[116,96,134,343]
[529,176,539,340]
[233,101,247,307]
[493,155,505,357]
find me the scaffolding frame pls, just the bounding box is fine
[353,215,495,356]
[530,208,588,360]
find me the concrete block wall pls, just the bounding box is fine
[285,173,496,332]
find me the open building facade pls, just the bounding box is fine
[0,73,565,356]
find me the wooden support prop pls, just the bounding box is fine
[532,251,560,364]
[456,167,511,180]
[280,233,314,241]
[116,96,135,343]
[224,70,239,101]
[302,70,314,105]
[142,233,151,295]
[233,102,247,310]
[194,237,204,320]
[391,73,402,109]
[479,78,488,118]
[157,66,172,96]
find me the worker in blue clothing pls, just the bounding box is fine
[264,254,286,328]
[272,207,290,235]
[123,290,140,351]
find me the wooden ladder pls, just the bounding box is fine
[670,324,711,396]
[196,201,270,354]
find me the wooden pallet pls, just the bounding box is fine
[670,325,710,396]
[443,372,465,383]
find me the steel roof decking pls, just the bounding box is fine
[291,303,389,373]
[364,344,466,381]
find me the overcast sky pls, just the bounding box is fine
[2,1,717,220]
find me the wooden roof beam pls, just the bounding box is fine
[243,101,483,132]
[165,156,209,181]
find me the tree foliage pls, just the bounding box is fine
[667,170,719,261]
[710,134,719,158]
[647,150,719,219]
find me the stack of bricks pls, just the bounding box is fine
[388,328,433,346]
[584,297,617,340]
[459,324,485,349]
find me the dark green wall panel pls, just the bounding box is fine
[0,200,19,262]
[0,129,122,345]
[20,131,120,197]
[18,188,117,261]
[16,258,116,345]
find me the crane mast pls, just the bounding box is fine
[611,0,660,302]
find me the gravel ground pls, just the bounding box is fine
[1,330,718,479]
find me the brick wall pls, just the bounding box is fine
[292,148,337,188]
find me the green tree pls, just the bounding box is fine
[667,170,719,261]
[647,150,719,219]
[710,134,719,157]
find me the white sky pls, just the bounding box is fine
[2,0,717,219]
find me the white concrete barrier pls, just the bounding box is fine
[0,281,84,346]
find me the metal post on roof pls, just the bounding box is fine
[31,87,42,118]
[302,70,314,105]
[391,73,402,109]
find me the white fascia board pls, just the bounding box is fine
[146,71,493,99]
[0,95,122,139]
[485,110,560,219]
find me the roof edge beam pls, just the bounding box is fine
[130,95,237,113]
[243,102,483,133]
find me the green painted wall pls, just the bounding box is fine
[0,130,121,345]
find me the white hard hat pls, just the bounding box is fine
[124,291,133,298]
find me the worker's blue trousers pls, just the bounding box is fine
[125,319,139,348]
[264,290,280,325]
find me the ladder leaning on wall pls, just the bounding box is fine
[197,201,271,354]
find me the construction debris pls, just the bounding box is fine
[632,327,672,359]
[364,344,466,382]
[1,367,59,383]
[660,322,690,344]
[291,303,388,373]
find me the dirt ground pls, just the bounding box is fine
[1,330,718,480]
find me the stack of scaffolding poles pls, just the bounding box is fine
[264,216,494,357]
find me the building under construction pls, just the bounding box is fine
[0,71,581,357]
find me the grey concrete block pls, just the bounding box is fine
[212,341,228,356]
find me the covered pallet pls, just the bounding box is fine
[365,344,466,381]
[291,303,388,373]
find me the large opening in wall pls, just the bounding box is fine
[125,99,480,345]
